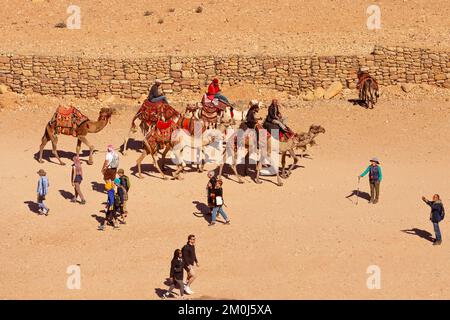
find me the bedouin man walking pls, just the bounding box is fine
[359,157,382,204]
[422,194,445,246]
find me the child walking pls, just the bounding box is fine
[114,177,128,224]
[98,181,119,230]
[117,169,130,219]
[36,169,50,215]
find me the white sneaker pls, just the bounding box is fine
[184,286,194,295]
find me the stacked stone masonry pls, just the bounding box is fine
[0,46,449,99]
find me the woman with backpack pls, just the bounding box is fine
[422,194,445,246]
[163,249,186,299]
[359,157,382,204]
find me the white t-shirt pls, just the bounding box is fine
[105,151,119,169]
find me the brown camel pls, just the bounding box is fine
[38,107,114,165]
[219,124,325,185]
[136,119,219,179]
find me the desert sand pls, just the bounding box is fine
[1,0,450,300]
[1,85,450,299]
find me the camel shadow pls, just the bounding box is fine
[121,138,144,154]
[401,228,434,243]
[24,201,40,214]
[345,190,371,202]
[192,201,212,224]
[59,189,74,200]
[34,150,91,164]
[91,181,106,194]
[348,98,369,109]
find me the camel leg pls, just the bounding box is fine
[136,149,148,179]
[231,154,243,184]
[151,151,168,180]
[286,148,299,176]
[160,146,170,172]
[51,135,65,166]
[122,128,133,156]
[38,130,49,163]
[255,159,263,184]
[281,152,288,178]
[78,136,95,165]
[76,139,82,157]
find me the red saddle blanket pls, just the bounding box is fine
[139,100,179,125]
[50,106,89,137]
[146,119,178,148]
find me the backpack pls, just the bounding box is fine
[369,165,379,181]
[440,205,445,221]
[122,175,131,191]
[109,152,119,169]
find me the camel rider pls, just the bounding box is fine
[245,100,262,145]
[357,67,378,90]
[148,79,169,104]
[207,78,230,105]
[264,99,288,133]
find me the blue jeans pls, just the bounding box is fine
[150,96,169,104]
[212,206,229,222]
[214,93,229,104]
[433,222,442,241]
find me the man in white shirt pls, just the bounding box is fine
[102,144,120,184]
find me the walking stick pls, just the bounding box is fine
[356,176,361,206]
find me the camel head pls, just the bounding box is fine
[98,107,115,124]
[308,124,326,135]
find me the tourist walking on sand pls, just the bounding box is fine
[358,157,382,204]
[36,169,50,216]
[102,144,120,185]
[114,177,128,224]
[71,155,86,204]
[163,249,187,299]
[209,178,231,226]
[117,169,130,218]
[422,194,445,246]
[206,170,217,215]
[182,235,199,295]
[98,181,119,231]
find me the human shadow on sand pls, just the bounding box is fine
[345,190,371,202]
[192,201,212,224]
[155,278,184,299]
[34,149,92,164]
[401,228,434,243]
[59,189,74,200]
[24,201,41,214]
[91,181,106,194]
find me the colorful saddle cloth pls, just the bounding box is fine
[50,106,89,136]
[145,119,178,149]
[139,100,179,125]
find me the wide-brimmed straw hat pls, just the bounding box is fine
[37,169,46,176]
[370,157,380,164]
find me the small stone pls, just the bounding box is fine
[401,83,415,93]
[323,81,343,99]
[0,84,8,94]
[313,87,325,99]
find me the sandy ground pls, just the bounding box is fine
[1,87,450,299]
[1,0,449,58]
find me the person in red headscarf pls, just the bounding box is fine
[207,78,230,104]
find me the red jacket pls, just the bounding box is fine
[207,83,220,96]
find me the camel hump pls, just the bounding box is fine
[51,105,89,136]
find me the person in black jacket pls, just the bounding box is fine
[422,194,445,245]
[263,99,288,133]
[182,235,199,294]
[163,249,186,299]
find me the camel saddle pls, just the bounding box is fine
[179,116,205,135]
[358,73,378,90]
[145,119,178,150]
[200,94,226,126]
[50,106,89,137]
[139,99,179,125]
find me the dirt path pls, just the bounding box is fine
[1,89,450,299]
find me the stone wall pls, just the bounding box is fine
[0,46,449,99]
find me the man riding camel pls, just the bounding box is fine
[245,100,263,145]
[207,78,230,105]
[263,99,290,134]
[147,79,169,105]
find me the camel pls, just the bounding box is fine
[122,101,179,155]
[136,121,219,180]
[38,107,114,165]
[218,124,326,186]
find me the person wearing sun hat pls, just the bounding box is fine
[36,169,50,215]
[359,157,383,204]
